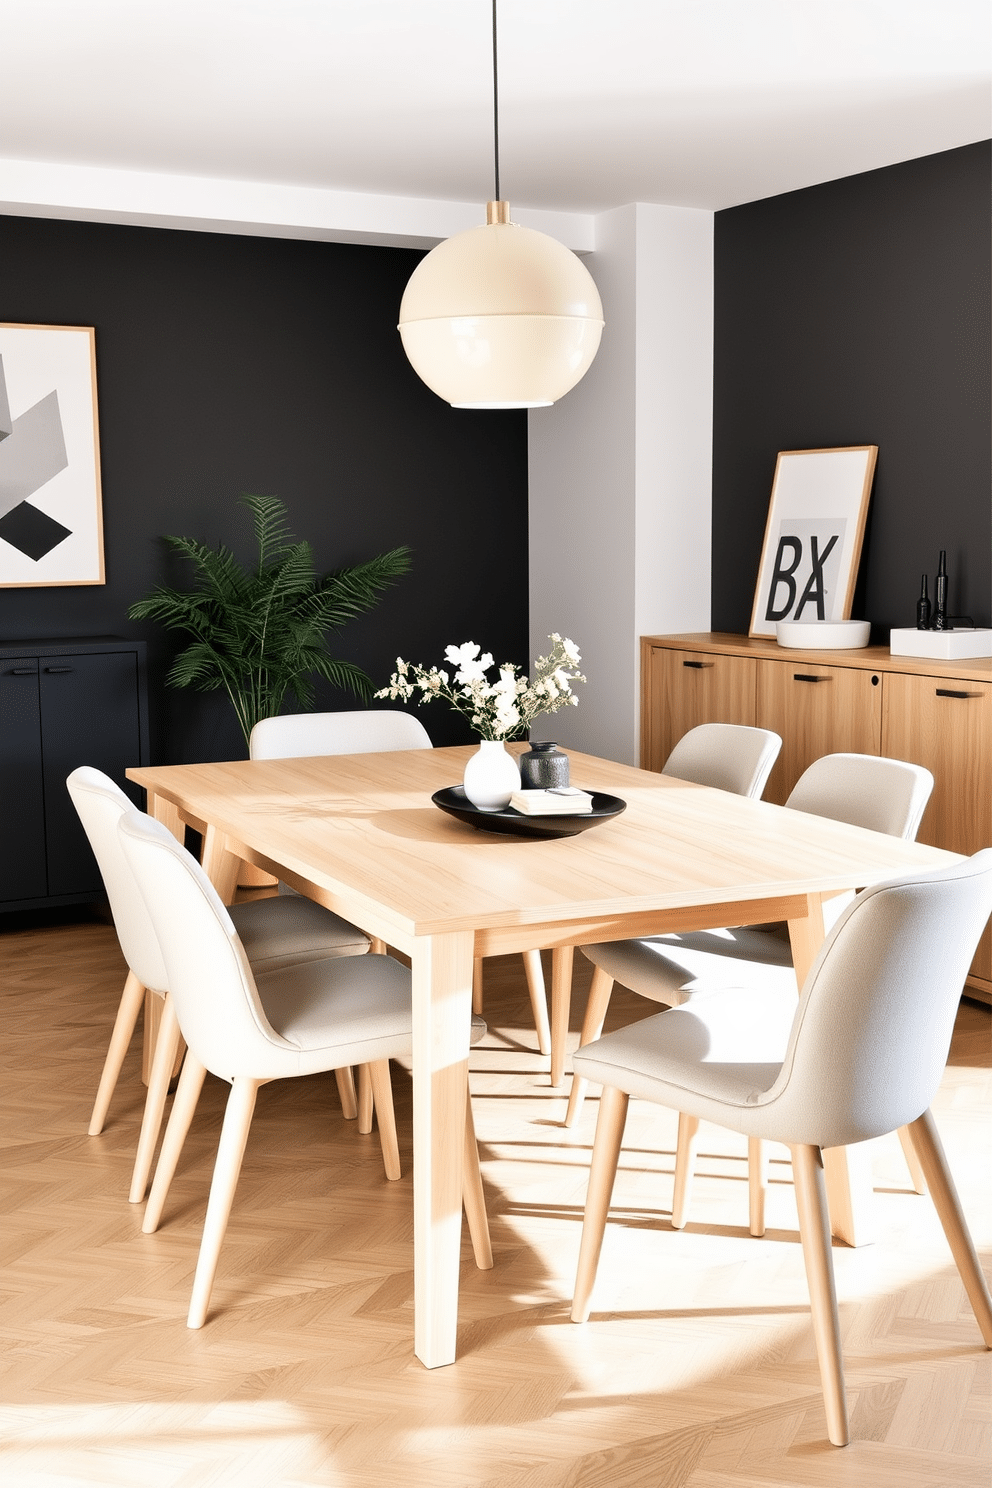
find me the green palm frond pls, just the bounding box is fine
[129,494,411,749]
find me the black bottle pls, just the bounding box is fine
[933,550,948,630]
[916,574,932,630]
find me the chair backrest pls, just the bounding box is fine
[786,753,933,840]
[66,766,170,994]
[758,849,992,1148]
[118,811,292,1080]
[661,723,782,799]
[249,710,431,760]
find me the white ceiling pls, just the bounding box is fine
[0,0,989,216]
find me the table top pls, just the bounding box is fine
[128,746,959,949]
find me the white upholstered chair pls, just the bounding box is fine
[570,851,992,1447]
[569,752,935,1232]
[250,710,554,1060]
[565,722,782,1127]
[67,766,371,1202]
[119,808,491,1328]
[660,722,782,797]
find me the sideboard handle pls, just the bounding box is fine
[793,673,827,683]
[682,660,713,669]
[935,688,981,699]
[10,666,36,675]
[43,666,74,674]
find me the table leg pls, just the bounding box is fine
[411,929,474,1369]
[789,893,874,1248]
[550,945,575,1088]
[148,791,184,843]
[200,823,243,906]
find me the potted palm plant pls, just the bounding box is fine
[129,493,411,750]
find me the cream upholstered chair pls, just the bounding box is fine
[570,752,934,1231]
[660,722,782,797]
[119,809,491,1328]
[564,722,782,1128]
[567,753,934,1230]
[570,851,992,1447]
[67,766,371,1203]
[250,710,554,1059]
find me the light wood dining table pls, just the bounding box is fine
[128,744,959,1368]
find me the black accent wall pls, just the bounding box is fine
[0,216,529,761]
[712,141,991,636]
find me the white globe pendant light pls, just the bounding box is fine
[398,6,604,410]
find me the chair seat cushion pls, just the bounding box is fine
[231,894,369,974]
[251,953,414,1078]
[582,927,797,1006]
[572,985,798,1135]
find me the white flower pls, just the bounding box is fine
[376,634,583,741]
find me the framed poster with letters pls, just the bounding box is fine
[0,323,105,588]
[749,445,877,638]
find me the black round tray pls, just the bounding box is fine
[431,785,626,839]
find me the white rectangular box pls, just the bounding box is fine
[889,627,992,659]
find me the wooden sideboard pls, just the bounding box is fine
[641,632,992,1001]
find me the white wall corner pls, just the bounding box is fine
[529,202,714,767]
[528,206,638,764]
[632,204,715,757]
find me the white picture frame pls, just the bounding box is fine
[749,445,877,638]
[0,323,105,588]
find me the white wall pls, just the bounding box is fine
[529,203,713,764]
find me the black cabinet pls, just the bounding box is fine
[0,638,149,910]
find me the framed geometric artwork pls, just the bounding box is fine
[749,445,877,638]
[0,323,105,587]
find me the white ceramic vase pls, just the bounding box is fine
[463,739,520,811]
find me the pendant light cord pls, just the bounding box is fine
[492,0,500,202]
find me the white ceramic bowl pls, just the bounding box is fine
[775,619,871,650]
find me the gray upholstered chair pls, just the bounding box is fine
[570,851,992,1447]
[67,766,371,1202]
[568,752,934,1234]
[250,709,554,1060]
[119,809,491,1328]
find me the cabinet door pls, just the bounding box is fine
[0,659,48,902]
[642,646,755,772]
[756,659,883,805]
[40,651,143,898]
[882,672,992,983]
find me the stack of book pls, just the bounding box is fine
[508,787,594,816]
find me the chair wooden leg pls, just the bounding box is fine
[462,1095,493,1270]
[749,1137,769,1237]
[564,965,615,1125]
[897,1124,928,1195]
[571,1085,630,1323]
[472,957,484,1016]
[334,1066,359,1121]
[357,1064,374,1134]
[366,1060,401,1180]
[670,1113,700,1230]
[187,1076,261,1329]
[129,995,185,1204]
[790,1144,850,1447]
[88,971,147,1135]
[550,946,575,1089]
[904,1109,992,1345]
[522,949,552,1056]
[142,1054,208,1233]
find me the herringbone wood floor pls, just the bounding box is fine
[1,901,989,1487]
